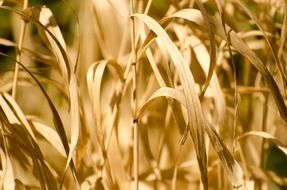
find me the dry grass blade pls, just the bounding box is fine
[137,87,186,119]
[21,6,80,186]
[136,85,243,188]
[65,75,80,188]
[33,8,80,185]
[91,0,127,59]
[0,38,56,65]
[0,94,58,190]
[139,10,244,188]
[0,53,79,187]
[87,61,106,141]
[0,8,79,177]
[87,59,123,149]
[132,13,208,189]
[0,6,71,82]
[87,60,117,189]
[0,93,36,141]
[205,122,244,189]
[159,8,204,31]
[0,94,20,125]
[211,15,287,123]
[235,0,287,89]
[174,29,225,123]
[0,95,59,190]
[159,10,224,123]
[140,9,203,56]
[238,131,287,155]
[162,8,287,123]
[138,25,187,134]
[194,0,217,100]
[32,121,66,157]
[0,38,15,46]
[1,1,287,189]
[0,140,15,190]
[189,35,225,123]
[24,6,70,84]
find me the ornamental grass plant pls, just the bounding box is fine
[0,0,287,189]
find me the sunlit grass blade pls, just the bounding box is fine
[0,99,59,190]
[138,25,187,134]
[1,1,287,189]
[21,6,80,187]
[0,93,36,141]
[89,59,124,150]
[24,6,70,84]
[160,7,287,123]
[0,140,15,190]
[64,74,80,188]
[137,87,185,119]
[194,0,217,100]
[174,27,225,124]
[153,8,225,123]
[238,131,287,155]
[32,120,66,157]
[87,60,118,189]
[0,6,71,83]
[205,122,244,189]
[0,8,79,176]
[0,53,79,187]
[136,85,244,188]
[91,0,127,59]
[132,13,208,189]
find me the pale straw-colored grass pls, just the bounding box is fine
[0,0,286,190]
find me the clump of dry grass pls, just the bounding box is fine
[0,0,287,189]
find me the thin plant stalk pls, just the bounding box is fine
[130,0,139,190]
[172,143,183,190]
[215,0,239,154]
[12,0,28,98]
[105,0,153,153]
[257,93,269,190]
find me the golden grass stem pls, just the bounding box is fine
[130,0,139,189]
[144,0,153,15]
[172,145,183,190]
[133,121,139,190]
[223,86,270,94]
[12,0,28,99]
[257,93,269,190]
